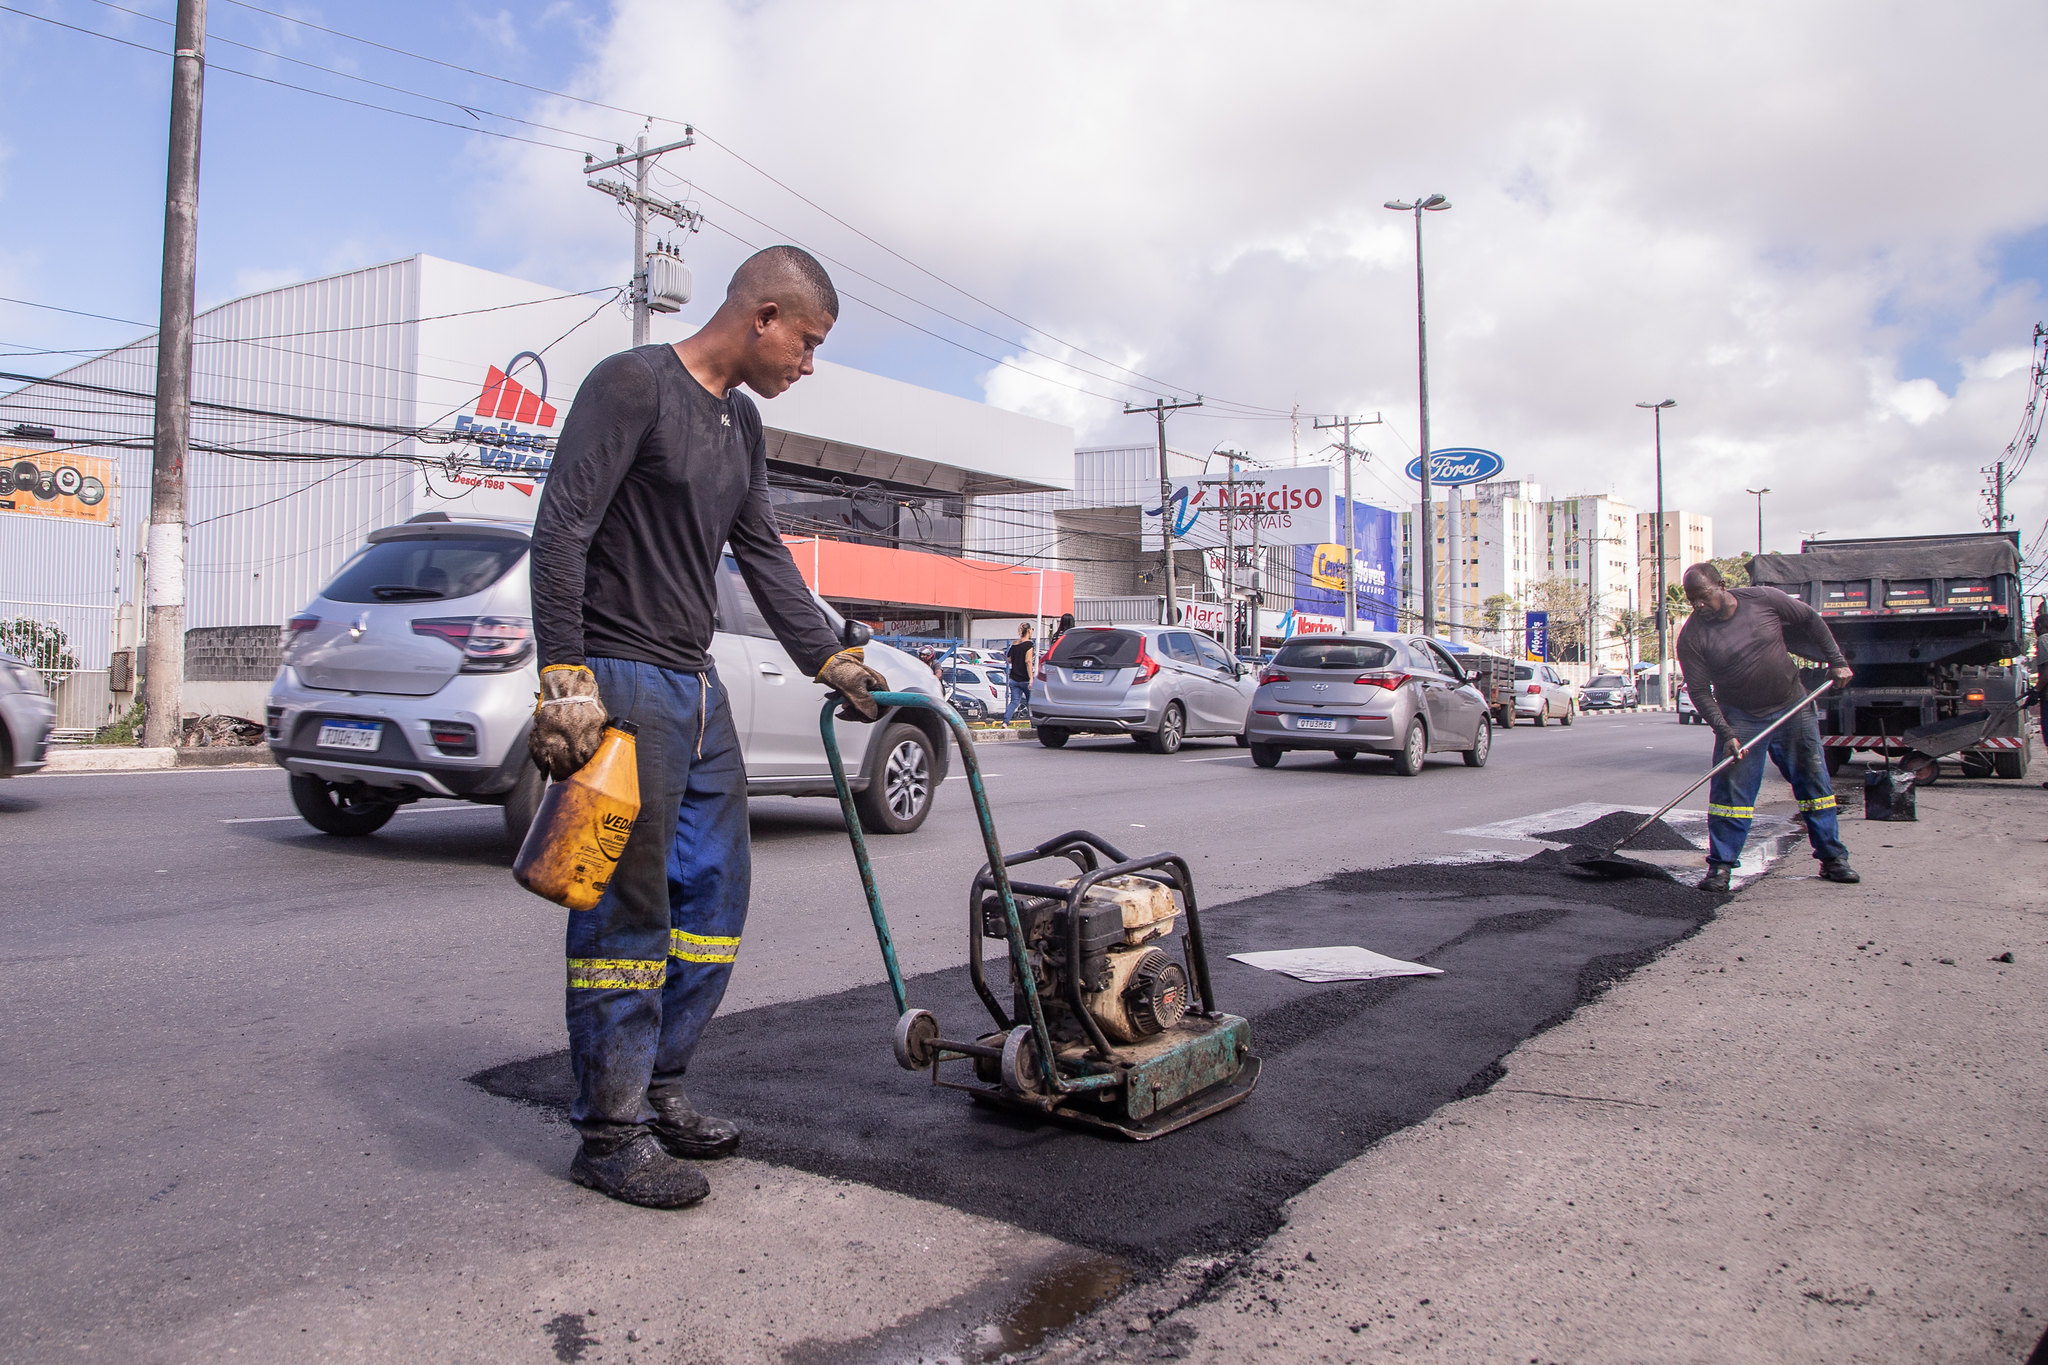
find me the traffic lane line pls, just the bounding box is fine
[222,803,484,824]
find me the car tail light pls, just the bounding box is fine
[428,721,478,756]
[1354,671,1410,690]
[1259,668,1289,684]
[279,614,319,651]
[1133,637,1160,682]
[1526,683,1543,695]
[413,616,535,672]
[1254,709,1281,716]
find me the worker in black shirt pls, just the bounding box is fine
[1676,561,1857,893]
[528,246,885,1209]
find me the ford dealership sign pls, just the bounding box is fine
[1403,447,1503,486]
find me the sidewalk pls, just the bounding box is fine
[39,744,272,773]
[1067,777,2048,1363]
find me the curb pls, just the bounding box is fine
[967,727,1037,744]
[41,746,274,774]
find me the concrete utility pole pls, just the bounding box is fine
[1126,397,1202,623]
[1386,195,1451,637]
[1982,460,2013,533]
[1200,459,1263,657]
[1315,413,1382,632]
[585,132,702,346]
[1636,399,1676,708]
[1580,531,1624,674]
[1745,486,1770,556]
[142,0,206,751]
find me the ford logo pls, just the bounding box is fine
[1404,447,1504,487]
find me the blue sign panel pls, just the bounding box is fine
[1290,499,1399,631]
[1524,610,1548,661]
[1403,447,1504,486]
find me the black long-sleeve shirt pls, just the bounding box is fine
[1677,585,1846,736]
[530,344,839,678]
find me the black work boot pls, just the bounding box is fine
[1699,864,1734,893]
[1820,858,1861,884]
[570,1131,709,1208]
[648,1091,741,1160]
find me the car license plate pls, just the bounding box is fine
[1294,716,1338,731]
[317,719,382,751]
[1071,670,1106,683]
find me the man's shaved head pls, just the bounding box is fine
[1682,561,1726,593]
[727,245,839,321]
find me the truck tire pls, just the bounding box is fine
[1993,746,2030,779]
[855,722,936,834]
[290,774,400,837]
[1824,746,1849,776]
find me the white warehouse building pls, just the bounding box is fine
[0,255,1074,729]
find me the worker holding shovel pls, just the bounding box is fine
[1676,561,1859,893]
[528,247,887,1209]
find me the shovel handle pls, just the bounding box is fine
[1613,678,1837,853]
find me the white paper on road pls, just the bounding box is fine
[1228,946,1444,982]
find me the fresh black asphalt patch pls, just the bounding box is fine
[473,855,1721,1267]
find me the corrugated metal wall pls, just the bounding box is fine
[0,258,419,663]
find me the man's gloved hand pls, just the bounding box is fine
[530,664,607,780]
[1716,728,1743,762]
[816,648,889,722]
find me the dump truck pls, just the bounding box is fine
[1748,532,2031,779]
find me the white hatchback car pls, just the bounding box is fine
[267,514,950,839]
[1512,662,1579,726]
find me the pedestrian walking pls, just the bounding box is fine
[1050,611,1075,651]
[527,246,886,1210]
[1005,623,1034,723]
[1676,561,1859,893]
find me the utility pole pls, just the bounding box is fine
[1315,413,1383,632]
[141,0,206,751]
[1636,399,1676,707]
[1745,486,1770,555]
[1200,459,1263,657]
[1982,460,2014,533]
[585,132,703,346]
[1580,531,1623,674]
[1386,195,1452,636]
[1126,397,1202,623]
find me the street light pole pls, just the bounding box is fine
[1387,195,1451,637]
[1744,486,1770,556]
[1636,399,1676,708]
[1126,397,1203,623]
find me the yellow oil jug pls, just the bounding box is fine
[513,721,641,911]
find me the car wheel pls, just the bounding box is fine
[502,759,546,842]
[1463,716,1492,768]
[855,722,936,835]
[1533,705,1547,727]
[1250,743,1283,769]
[1561,702,1575,727]
[289,773,400,837]
[1390,720,1426,776]
[1146,703,1185,754]
[1235,724,1251,749]
[1333,747,1358,762]
[1038,725,1069,749]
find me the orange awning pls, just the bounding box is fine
[782,536,1073,615]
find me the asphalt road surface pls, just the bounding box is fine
[1,712,1739,1362]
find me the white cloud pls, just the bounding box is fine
[479,0,2048,552]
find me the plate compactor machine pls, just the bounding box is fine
[821,690,1259,1139]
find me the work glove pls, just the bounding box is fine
[816,648,889,722]
[530,664,608,780]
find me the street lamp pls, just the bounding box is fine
[1387,193,1451,636]
[1011,567,1047,647]
[1636,398,1676,708]
[1744,486,1770,556]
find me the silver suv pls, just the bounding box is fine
[1029,624,1255,753]
[267,514,949,838]
[0,652,56,777]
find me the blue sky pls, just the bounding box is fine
[4,0,2047,563]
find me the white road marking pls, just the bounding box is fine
[1449,802,1705,842]
[222,803,482,825]
[1182,754,1249,763]
[943,773,1001,781]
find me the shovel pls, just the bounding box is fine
[1568,678,1838,880]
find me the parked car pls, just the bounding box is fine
[0,651,57,777]
[267,514,950,839]
[1246,633,1491,773]
[1676,682,1700,724]
[1512,662,1578,725]
[940,663,1007,720]
[1581,674,1638,710]
[1030,624,1255,753]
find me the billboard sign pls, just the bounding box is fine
[1525,610,1548,661]
[1178,599,1229,632]
[1403,447,1503,487]
[0,446,115,523]
[1148,465,1335,549]
[1289,499,1399,631]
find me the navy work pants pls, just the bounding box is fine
[565,657,749,1146]
[1706,701,1848,869]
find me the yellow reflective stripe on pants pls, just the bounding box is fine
[1707,803,1755,820]
[1798,794,1838,811]
[671,928,739,964]
[567,957,666,990]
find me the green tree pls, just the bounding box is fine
[0,618,78,675]
[1481,593,1520,655]
[1525,577,1586,661]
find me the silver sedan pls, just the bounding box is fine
[1246,633,1492,774]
